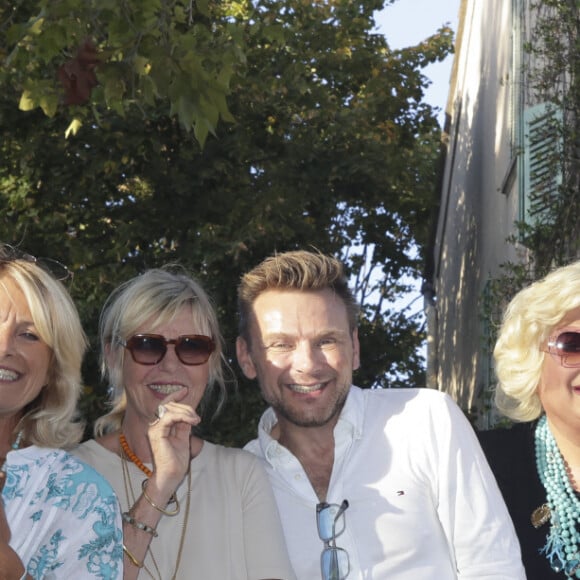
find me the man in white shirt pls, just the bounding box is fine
[236,250,525,580]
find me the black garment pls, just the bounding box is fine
[478,422,565,580]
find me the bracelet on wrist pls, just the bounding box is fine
[141,479,180,516]
[123,544,144,568]
[122,511,159,537]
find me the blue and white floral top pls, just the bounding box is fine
[2,446,123,579]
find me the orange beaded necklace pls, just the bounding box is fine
[119,433,153,478]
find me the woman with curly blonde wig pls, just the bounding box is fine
[480,260,580,580]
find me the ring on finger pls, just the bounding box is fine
[157,404,167,419]
[149,417,160,427]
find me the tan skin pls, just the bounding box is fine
[237,288,360,501]
[0,419,30,579]
[98,310,279,580]
[274,425,337,501]
[0,276,50,579]
[0,503,27,580]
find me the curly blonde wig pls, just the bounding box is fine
[494,260,580,421]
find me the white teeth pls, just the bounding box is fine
[288,383,323,394]
[148,384,183,395]
[0,369,18,381]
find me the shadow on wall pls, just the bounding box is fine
[432,1,515,420]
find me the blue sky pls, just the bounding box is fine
[369,1,461,334]
[375,0,460,125]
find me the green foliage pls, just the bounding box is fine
[519,0,580,269]
[0,0,246,145]
[0,0,453,446]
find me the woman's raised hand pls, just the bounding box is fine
[146,388,201,496]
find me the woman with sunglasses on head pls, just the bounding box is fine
[0,245,123,579]
[74,267,295,580]
[479,260,580,580]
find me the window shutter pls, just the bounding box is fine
[522,103,562,224]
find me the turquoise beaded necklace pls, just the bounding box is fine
[536,415,580,577]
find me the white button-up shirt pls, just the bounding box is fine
[245,386,525,579]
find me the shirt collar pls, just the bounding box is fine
[257,385,365,463]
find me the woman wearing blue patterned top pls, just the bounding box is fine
[0,245,123,579]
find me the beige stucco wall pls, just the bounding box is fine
[430,0,527,422]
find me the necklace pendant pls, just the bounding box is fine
[531,503,551,528]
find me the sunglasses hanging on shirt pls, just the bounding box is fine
[316,499,350,580]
